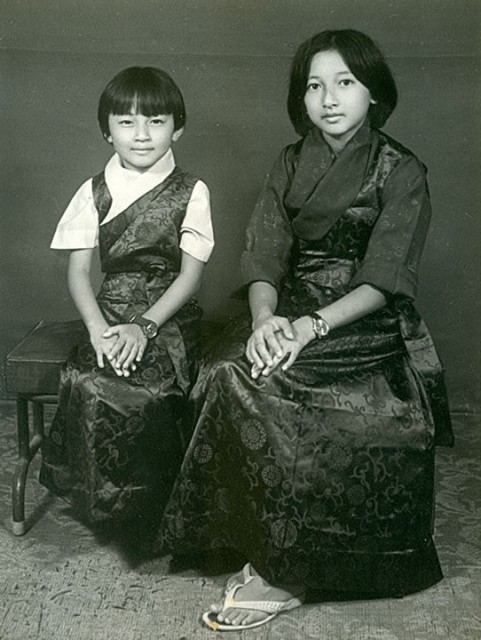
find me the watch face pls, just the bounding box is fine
[143,321,157,339]
[131,315,157,338]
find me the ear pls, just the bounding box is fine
[172,127,184,142]
[104,134,113,144]
[370,98,378,105]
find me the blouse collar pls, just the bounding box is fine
[102,149,176,223]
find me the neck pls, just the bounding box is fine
[321,119,370,155]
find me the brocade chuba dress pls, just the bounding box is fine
[40,152,213,524]
[156,125,453,598]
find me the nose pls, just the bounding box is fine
[322,85,338,108]
[135,122,151,140]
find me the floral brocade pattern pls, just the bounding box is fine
[156,137,452,597]
[40,168,203,523]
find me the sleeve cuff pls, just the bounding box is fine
[50,226,98,250]
[350,260,418,299]
[240,251,286,290]
[180,231,214,262]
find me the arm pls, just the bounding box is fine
[269,284,387,374]
[104,251,205,375]
[254,153,431,377]
[248,281,386,378]
[67,249,117,369]
[245,281,294,375]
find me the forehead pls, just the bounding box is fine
[308,49,350,76]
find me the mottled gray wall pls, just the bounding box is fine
[1,0,480,411]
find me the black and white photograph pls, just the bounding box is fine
[1,1,480,638]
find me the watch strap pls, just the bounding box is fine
[129,314,158,338]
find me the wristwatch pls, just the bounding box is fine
[129,314,158,339]
[309,313,330,339]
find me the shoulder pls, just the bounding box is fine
[175,170,211,206]
[171,166,203,191]
[279,137,305,166]
[376,130,427,176]
[261,138,304,187]
[68,176,95,206]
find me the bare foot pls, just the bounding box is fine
[223,563,251,594]
[209,565,303,628]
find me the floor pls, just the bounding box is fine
[0,401,480,640]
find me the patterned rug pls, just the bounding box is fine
[0,401,480,640]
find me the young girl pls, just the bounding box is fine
[155,30,453,630]
[40,67,214,529]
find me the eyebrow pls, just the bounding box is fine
[308,70,352,79]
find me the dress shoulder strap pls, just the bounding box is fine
[91,171,112,224]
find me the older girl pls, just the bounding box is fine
[157,30,452,631]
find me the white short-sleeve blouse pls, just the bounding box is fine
[50,150,214,263]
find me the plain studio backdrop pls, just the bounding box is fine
[1,0,480,414]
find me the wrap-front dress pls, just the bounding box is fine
[157,125,453,597]
[40,166,206,523]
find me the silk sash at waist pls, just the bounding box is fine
[294,254,358,297]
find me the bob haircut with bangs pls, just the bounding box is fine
[287,29,398,137]
[97,66,186,138]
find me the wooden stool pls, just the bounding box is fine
[5,320,86,535]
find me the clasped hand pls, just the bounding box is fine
[90,324,148,377]
[245,315,314,379]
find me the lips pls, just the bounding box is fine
[322,113,343,120]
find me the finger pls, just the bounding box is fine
[113,343,133,370]
[246,338,266,371]
[281,349,298,371]
[121,346,141,374]
[261,353,283,377]
[277,318,295,340]
[250,363,262,379]
[102,327,118,338]
[107,337,127,363]
[96,348,104,368]
[265,331,285,359]
[135,341,147,363]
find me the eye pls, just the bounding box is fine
[339,78,355,87]
[118,118,134,126]
[151,117,167,125]
[306,82,321,92]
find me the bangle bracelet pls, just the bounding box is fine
[309,313,330,339]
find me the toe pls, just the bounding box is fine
[230,611,248,626]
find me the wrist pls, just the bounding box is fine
[251,308,274,330]
[87,319,109,335]
[129,314,158,339]
[295,316,316,342]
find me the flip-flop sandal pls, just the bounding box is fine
[202,571,304,632]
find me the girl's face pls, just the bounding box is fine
[107,111,183,172]
[304,49,374,151]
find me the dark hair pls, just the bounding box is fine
[97,66,186,138]
[287,29,398,136]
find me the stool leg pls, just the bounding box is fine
[32,400,45,453]
[12,396,30,535]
